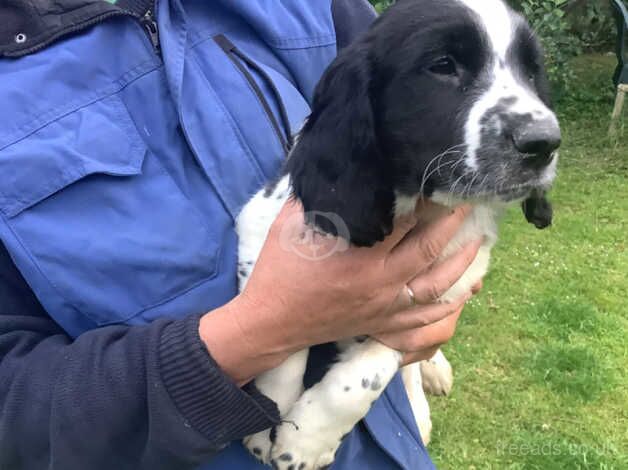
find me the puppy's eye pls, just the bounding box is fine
[429,57,457,76]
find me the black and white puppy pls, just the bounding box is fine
[238,0,560,468]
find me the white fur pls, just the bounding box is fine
[270,340,403,470]
[458,0,513,60]
[419,349,454,397]
[236,176,291,289]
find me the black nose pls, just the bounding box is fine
[513,117,561,166]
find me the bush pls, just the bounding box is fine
[370,0,393,13]
[369,0,616,95]
[512,0,582,95]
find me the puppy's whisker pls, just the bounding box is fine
[422,153,462,190]
[464,171,480,198]
[478,174,490,196]
[418,144,465,195]
[447,169,472,205]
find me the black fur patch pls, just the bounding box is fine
[522,191,553,229]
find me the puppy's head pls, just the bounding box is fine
[288,0,560,246]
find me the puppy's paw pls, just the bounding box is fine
[243,429,273,464]
[269,419,341,470]
[420,350,453,396]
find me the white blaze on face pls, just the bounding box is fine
[458,0,513,60]
[457,0,559,171]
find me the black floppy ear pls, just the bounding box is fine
[522,191,553,229]
[286,44,394,247]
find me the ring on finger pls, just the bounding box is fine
[405,284,417,306]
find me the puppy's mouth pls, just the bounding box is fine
[429,152,558,205]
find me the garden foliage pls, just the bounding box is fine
[368,0,617,94]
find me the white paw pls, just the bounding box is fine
[269,419,343,470]
[420,350,453,396]
[243,429,273,464]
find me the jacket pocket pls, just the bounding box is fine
[0,93,220,327]
[213,34,294,155]
[179,33,312,218]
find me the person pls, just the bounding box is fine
[0,1,482,469]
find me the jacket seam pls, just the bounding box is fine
[265,34,337,49]
[0,59,160,151]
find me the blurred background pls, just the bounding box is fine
[370,1,627,468]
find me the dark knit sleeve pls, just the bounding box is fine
[0,241,279,470]
[332,0,378,50]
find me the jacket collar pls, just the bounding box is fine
[0,0,152,58]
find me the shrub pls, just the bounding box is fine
[370,0,393,14]
[368,0,615,95]
[512,0,582,95]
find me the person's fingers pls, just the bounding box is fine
[387,205,474,279]
[471,280,483,294]
[375,303,464,354]
[378,199,456,253]
[377,292,470,334]
[406,239,483,304]
[388,284,416,312]
[375,206,420,253]
[401,346,440,367]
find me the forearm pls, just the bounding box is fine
[0,308,279,469]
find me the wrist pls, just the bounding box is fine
[199,294,296,386]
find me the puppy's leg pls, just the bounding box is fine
[420,349,453,396]
[243,349,309,464]
[270,339,402,470]
[401,363,433,446]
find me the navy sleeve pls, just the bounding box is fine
[332,0,377,50]
[0,241,279,470]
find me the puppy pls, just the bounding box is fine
[237,0,560,468]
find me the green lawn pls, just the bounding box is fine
[428,54,628,469]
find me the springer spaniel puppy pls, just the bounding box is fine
[237,0,560,468]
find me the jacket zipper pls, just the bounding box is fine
[214,34,293,155]
[140,9,160,53]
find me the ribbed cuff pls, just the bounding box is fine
[158,315,280,446]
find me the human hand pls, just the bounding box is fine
[201,199,481,384]
[372,233,484,365]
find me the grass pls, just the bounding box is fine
[427,54,628,470]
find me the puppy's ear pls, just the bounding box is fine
[287,44,394,247]
[522,191,553,229]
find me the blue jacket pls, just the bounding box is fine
[0,1,434,468]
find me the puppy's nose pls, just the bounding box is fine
[513,117,561,166]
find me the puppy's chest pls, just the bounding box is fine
[394,197,500,302]
[428,204,499,302]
